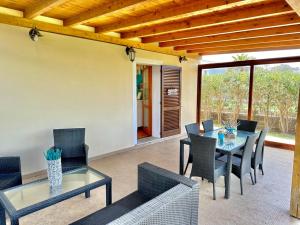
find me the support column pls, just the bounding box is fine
[290,91,300,218]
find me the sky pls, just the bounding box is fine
[201,49,300,64]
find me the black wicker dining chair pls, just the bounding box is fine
[189,134,228,200]
[219,135,256,195]
[202,119,214,133]
[184,123,222,175]
[234,128,268,183]
[237,119,258,132]
[53,128,89,172]
[184,123,200,175]
[251,128,269,183]
[0,157,22,190]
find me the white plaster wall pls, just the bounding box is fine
[0,24,198,174]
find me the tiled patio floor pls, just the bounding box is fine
[17,137,300,225]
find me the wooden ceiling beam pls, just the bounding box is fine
[64,0,147,26]
[160,24,300,47]
[0,13,189,57]
[174,33,300,50]
[96,0,249,33]
[142,12,300,43]
[121,0,293,39]
[286,0,300,16]
[186,39,300,54]
[198,45,300,55]
[24,0,68,19]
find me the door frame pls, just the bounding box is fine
[132,58,163,145]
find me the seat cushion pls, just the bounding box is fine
[218,155,241,166]
[218,155,242,178]
[70,191,150,225]
[0,174,22,190]
[62,157,86,172]
[188,152,222,163]
[215,152,223,159]
[234,151,254,159]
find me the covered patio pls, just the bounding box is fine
[0,0,300,224]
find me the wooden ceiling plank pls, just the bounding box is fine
[121,0,293,39]
[199,45,300,55]
[25,0,68,19]
[0,13,190,57]
[143,13,300,43]
[96,0,245,33]
[174,32,300,50]
[160,24,300,47]
[187,39,300,53]
[286,0,300,16]
[64,0,147,26]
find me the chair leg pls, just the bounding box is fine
[250,172,255,185]
[240,177,244,195]
[213,182,216,200]
[183,162,189,175]
[259,164,264,175]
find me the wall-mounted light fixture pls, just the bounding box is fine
[125,46,136,62]
[29,27,42,42]
[179,56,187,63]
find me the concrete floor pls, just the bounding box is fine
[16,137,300,225]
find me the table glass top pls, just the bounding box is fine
[3,167,105,211]
[203,130,257,152]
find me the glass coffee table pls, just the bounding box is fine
[0,166,112,225]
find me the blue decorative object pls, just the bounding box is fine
[44,148,62,161]
[218,132,225,145]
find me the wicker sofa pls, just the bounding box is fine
[70,162,199,225]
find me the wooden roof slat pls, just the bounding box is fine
[175,33,300,50]
[120,0,293,39]
[198,44,300,55]
[25,0,68,19]
[285,0,300,16]
[186,39,300,54]
[160,24,300,47]
[63,0,148,26]
[95,0,250,33]
[142,12,300,43]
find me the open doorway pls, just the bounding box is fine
[136,64,161,143]
[137,65,152,139]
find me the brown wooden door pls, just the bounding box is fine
[161,66,181,137]
[142,66,152,136]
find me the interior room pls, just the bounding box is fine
[0,0,299,225]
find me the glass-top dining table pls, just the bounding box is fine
[179,129,258,199]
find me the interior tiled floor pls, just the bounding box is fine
[17,137,300,225]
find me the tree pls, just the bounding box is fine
[232,53,255,61]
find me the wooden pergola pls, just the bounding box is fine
[0,0,299,57]
[0,0,299,219]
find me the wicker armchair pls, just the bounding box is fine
[0,157,22,190]
[53,128,89,172]
[70,162,199,225]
